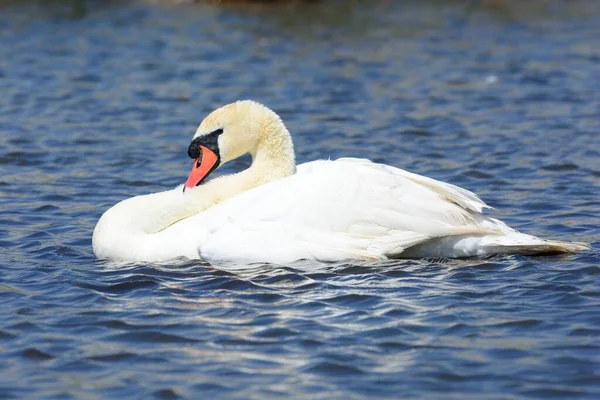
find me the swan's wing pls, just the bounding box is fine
[324,158,490,213]
[197,159,497,263]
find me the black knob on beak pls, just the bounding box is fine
[188,137,202,159]
[187,129,223,159]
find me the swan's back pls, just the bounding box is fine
[193,158,509,263]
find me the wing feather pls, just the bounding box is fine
[198,158,500,263]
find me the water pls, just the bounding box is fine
[1,0,599,398]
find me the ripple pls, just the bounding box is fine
[75,279,160,294]
[108,331,200,344]
[20,348,54,361]
[152,388,183,400]
[304,361,365,376]
[86,352,139,362]
[320,293,383,307]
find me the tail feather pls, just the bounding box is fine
[484,236,590,256]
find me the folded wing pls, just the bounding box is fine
[196,158,502,263]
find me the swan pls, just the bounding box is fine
[92,100,589,264]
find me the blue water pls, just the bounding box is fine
[1,0,599,398]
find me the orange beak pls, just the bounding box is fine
[184,145,219,190]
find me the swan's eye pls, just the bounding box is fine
[212,128,224,136]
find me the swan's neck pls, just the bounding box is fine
[93,117,297,262]
[249,117,296,184]
[92,189,199,261]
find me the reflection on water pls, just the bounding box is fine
[0,0,599,398]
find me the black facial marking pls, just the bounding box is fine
[188,128,223,159]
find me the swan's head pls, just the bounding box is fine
[184,100,286,189]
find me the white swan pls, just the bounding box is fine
[92,100,588,264]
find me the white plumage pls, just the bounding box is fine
[92,101,588,264]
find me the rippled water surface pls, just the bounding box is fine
[1,0,599,398]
